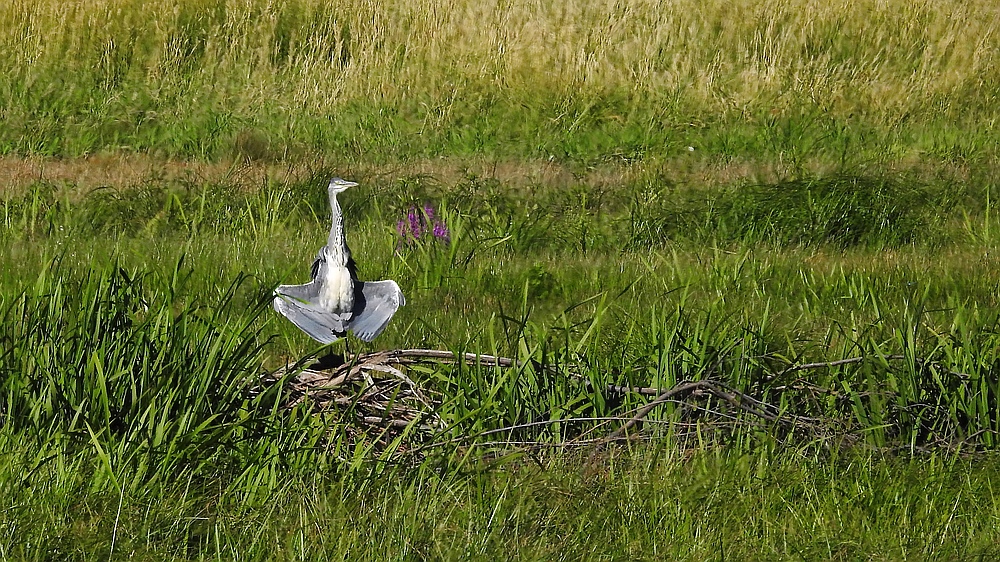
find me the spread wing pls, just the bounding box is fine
[347,280,406,342]
[273,281,352,344]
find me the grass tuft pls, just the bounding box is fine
[630,173,965,248]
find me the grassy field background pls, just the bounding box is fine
[3,0,1000,559]
[3,0,999,165]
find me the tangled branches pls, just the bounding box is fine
[259,349,996,460]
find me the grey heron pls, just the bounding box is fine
[273,178,405,343]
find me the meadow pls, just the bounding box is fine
[3,0,1000,559]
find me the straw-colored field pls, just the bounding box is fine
[3,0,999,164]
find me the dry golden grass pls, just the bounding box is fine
[5,0,998,118]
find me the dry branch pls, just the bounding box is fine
[768,354,973,381]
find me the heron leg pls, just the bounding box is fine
[343,337,354,363]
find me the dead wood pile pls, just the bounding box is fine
[257,349,989,458]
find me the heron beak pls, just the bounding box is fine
[328,178,359,190]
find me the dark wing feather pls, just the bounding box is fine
[310,246,326,280]
[346,255,358,280]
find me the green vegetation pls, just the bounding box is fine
[6,443,1000,560]
[3,167,1000,558]
[3,0,1000,558]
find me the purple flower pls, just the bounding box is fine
[396,203,450,250]
[408,208,422,238]
[432,221,449,242]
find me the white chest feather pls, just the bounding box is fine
[318,264,355,313]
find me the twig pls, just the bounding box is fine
[365,363,445,429]
[359,416,433,430]
[768,357,869,380]
[350,349,518,368]
[604,381,705,442]
[601,383,664,396]
[768,354,973,381]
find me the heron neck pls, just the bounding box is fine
[326,193,351,265]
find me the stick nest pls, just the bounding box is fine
[258,348,991,460]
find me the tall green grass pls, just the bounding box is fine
[4,170,1000,454]
[2,261,294,487]
[628,173,970,248]
[3,168,1000,555]
[4,442,1000,560]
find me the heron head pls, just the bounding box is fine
[328,177,358,194]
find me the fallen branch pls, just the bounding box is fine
[349,349,517,368]
[605,381,707,442]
